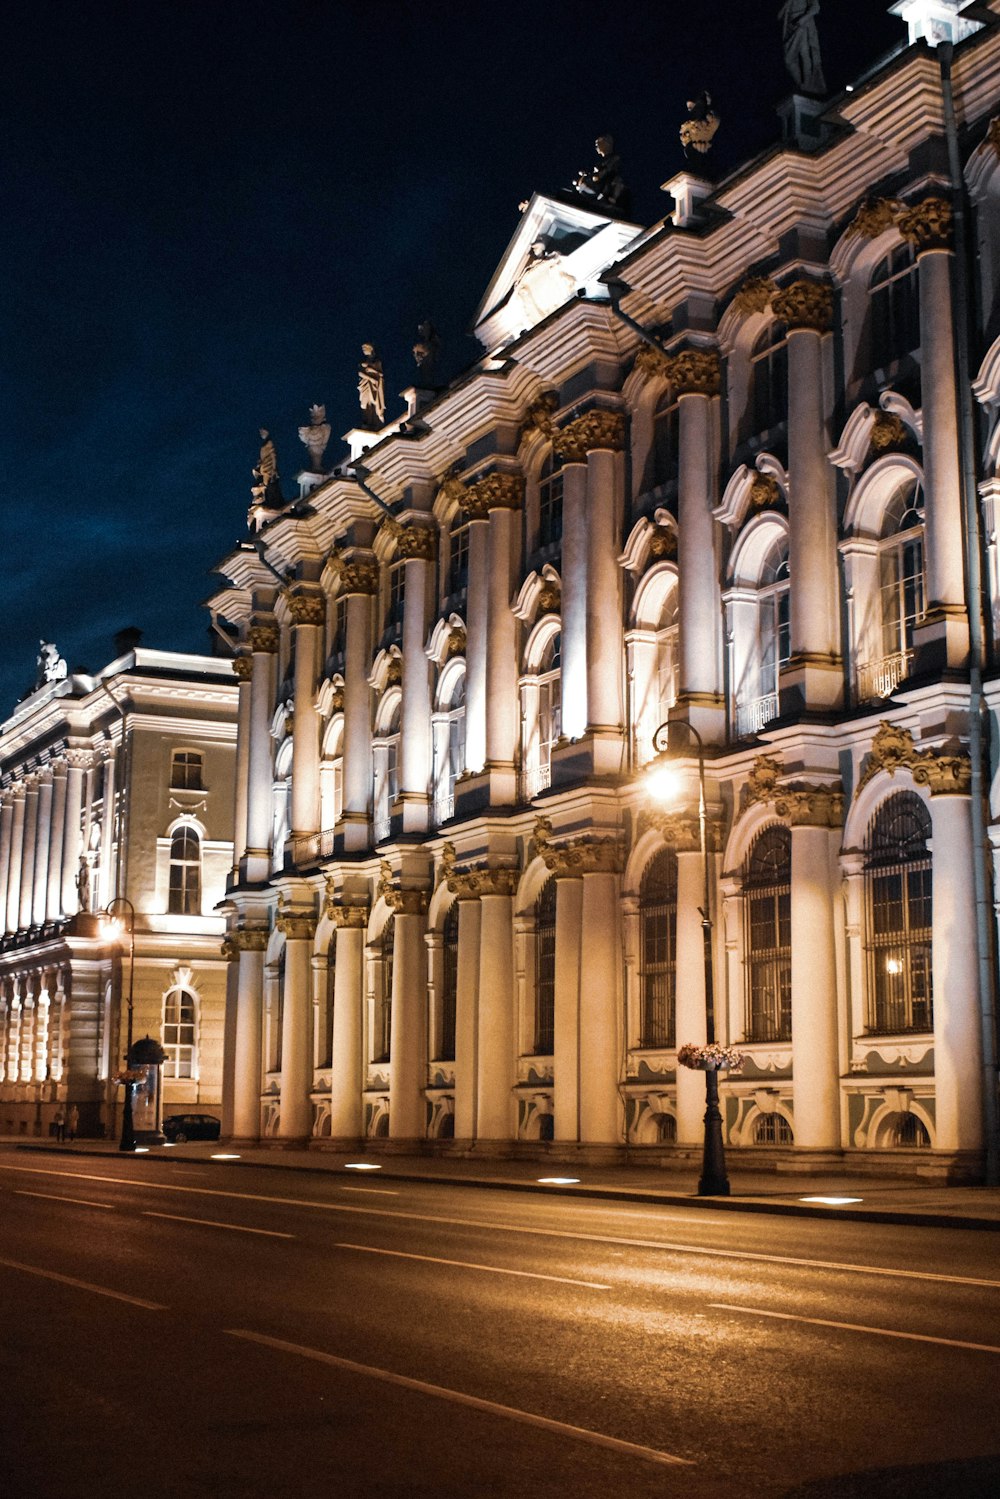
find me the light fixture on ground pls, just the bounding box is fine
[101,896,137,1153]
[645,720,735,1197]
[344,1162,382,1171]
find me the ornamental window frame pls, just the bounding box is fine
[638,848,678,1049]
[726,516,790,740]
[863,791,933,1036]
[742,823,792,1043]
[536,450,564,552]
[432,661,466,827]
[167,823,202,916]
[372,689,402,843]
[520,619,562,801]
[162,984,197,1080]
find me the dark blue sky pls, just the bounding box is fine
[2,0,905,712]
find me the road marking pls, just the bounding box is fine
[17,1190,113,1210]
[143,1211,294,1239]
[711,1302,1000,1355]
[2,1162,997,1293]
[340,1186,400,1196]
[0,1255,165,1309]
[336,1242,610,1289]
[225,1329,692,1467]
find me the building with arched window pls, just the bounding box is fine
[212,2,1000,1182]
[0,642,237,1138]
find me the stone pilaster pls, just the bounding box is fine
[46,762,68,921]
[19,775,39,931]
[452,893,482,1140]
[231,654,253,871]
[287,591,325,849]
[379,881,429,1140]
[929,787,982,1152]
[0,796,13,935]
[276,905,317,1142]
[32,771,53,927]
[336,554,378,852]
[393,522,436,833]
[477,474,522,804]
[789,802,842,1149]
[327,896,368,1140]
[245,622,278,882]
[6,787,26,934]
[225,926,268,1142]
[61,751,88,916]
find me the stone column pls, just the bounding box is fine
[231,655,254,871]
[579,852,623,1145]
[463,501,490,774]
[95,752,115,909]
[554,450,588,743]
[19,776,39,931]
[585,428,626,760]
[900,197,968,668]
[328,900,368,1140]
[552,870,583,1141]
[61,752,87,916]
[0,796,13,934]
[395,523,436,833]
[668,350,725,743]
[772,280,841,711]
[337,555,378,852]
[288,591,326,849]
[244,623,279,881]
[32,771,53,927]
[674,836,709,1145]
[227,927,267,1142]
[46,762,68,921]
[6,787,26,934]
[277,907,316,1142]
[479,474,522,804]
[452,892,482,1141]
[475,870,516,1139]
[387,889,428,1140]
[929,776,982,1153]
[789,794,842,1150]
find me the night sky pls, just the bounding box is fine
[2,0,906,714]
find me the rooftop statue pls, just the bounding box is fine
[248,428,284,531]
[35,640,68,688]
[413,320,441,385]
[779,0,826,96]
[358,344,386,429]
[572,135,629,211]
[298,403,331,473]
[679,91,720,165]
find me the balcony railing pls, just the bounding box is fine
[520,761,551,802]
[434,790,454,827]
[373,810,391,844]
[736,692,778,739]
[857,650,912,703]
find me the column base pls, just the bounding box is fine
[393,792,430,835]
[913,606,970,673]
[240,850,271,885]
[673,695,726,747]
[455,763,517,813]
[779,655,843,715]
[341,813,371,853]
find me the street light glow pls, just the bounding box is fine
[645,764,684,806]
[211,1153,241,1160]
[538,1176,581,1185]
[800,1195,863,1205]
[345,1162,382,1171]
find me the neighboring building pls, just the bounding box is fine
[212,2,1000,1179]
[0,642,238,1138]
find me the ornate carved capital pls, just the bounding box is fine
[520,391,558,441]
[226,925,269,953]
[772,280,833,333]
[731,276,776,316]
[898,196,952,253]
[533,815,624,874]
[741,755,785,810]
[465,471,524,515]
[232,653,254,682]
[664,349,721,397]
[448,864,519,899]
[773,786,844,828]
[333,555,379,596]
[856,721,971,797]
[632,343,671,380]
[376,859,429,914]
[326,896,369,927]
[552,409,626,462]
[385,658,403,687]
[436,473,468,511]
[748,474,781,511]
[249,623,280,654]
[637,807,701,852]
[64,748,94,771]
[385,519,437,561]
[275,904,317,941]
[287,592,326,627]
[329,687,344,713]
[848,196,903,239]
[869,411,908,454]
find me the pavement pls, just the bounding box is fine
[5,1134,1000,1231]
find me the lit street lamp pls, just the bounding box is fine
[646,720,731,1196]
[101,896,136,1153]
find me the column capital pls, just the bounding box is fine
[64,747,94,771]
[464,470,524,517]
[222,925,270,958]
[632,343,671,380]
[447,864,519,899]
[664,348,721,396]
[275,902,317,940]
[637,807,701,852]
[382,518,437,560]
[324,881,370,925]
[775,786,844,827]
[286,591,326,627]
[249,622,280,654]
[332,553,379,595]
[731,275,777,316]
[856,720,971,797]
[552,408,626,461]
[532,816,623,874]
[376,860,429,914]
[772,280,833,333]
[847,195,904,239]
[232,653,254,681]
[898,196,953,253]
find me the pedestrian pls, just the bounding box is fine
[67,1104,79,1142]
[53,1107,66,1143]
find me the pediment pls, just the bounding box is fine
[471,192,642,355]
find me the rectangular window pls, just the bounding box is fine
[170,751,203,790]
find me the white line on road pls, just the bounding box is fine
[2,1162,997,1293]
[225,1328,692,1467]
[0,1255,165,1309]
[16,1190,113,1210]
[710,1302,1000,1355]
[340,1186,400,1196]
[143,1211,294,1239]
[336,1242,610,1289]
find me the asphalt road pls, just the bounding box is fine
[1,1150,998,1499]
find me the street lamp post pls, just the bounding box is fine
[647,720,730,1196]
[102,896,136,1153]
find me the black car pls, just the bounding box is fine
[162,1113,221,1143]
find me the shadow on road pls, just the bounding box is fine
[782,1455,1000,1498]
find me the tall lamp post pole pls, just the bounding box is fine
[648,720,730,1196]
[102,896,136,1153]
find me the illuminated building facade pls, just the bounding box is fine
[214,1,1000,1178]
[0,645,238,1138]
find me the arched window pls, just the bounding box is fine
[435,673,466,826]
[538,453,564,550]
[534,879,557,1054]
[373,697,401,843]
[439,904,459,1062]
[162,988,196,1078]
[655,593,679,728]
[374,917,394,1062]
[652,390,679,488]
[170,751,203,790]
[754,1111,793,1144]
[751,323,788,437]
[168,827,201,915]
[864,792,932,1034]
[736,536,790,737]
[887,1111,930,1148]
[537,632,562,792]
[639,849,677,1048]
[877,478,924,663]
[744,825,792,1042]
[870,243,919,371]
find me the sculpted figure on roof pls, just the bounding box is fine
[358,344,386,429]
[779,0,826,96]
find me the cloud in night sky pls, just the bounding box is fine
[1,0,905,710]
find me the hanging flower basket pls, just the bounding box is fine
[677,1043,745,1073]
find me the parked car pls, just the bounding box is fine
[162,1113,221,1143]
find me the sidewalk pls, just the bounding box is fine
[5,1136,1000,1231]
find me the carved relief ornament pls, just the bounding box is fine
[647,524,677,560]
[748,474,781,511]
[663,348,721,397]
[232,654,254,682]
[741,754,784,809]
[632,343,671,380]
[332,554,379,596]
[325,895,369,927]
[447,864,519,899]
[376,859,429,914]
[287,592,326,627]
[552,408,626,462]
[248,623,280,654]
[520,390,558,440]
[538,577,562,613]
[847,197,904,239]
[275,902,317,941]
[869,411,908,453]
[223,925,269,957]
[772,280,833,333]
[445,627,467,657]
[898,196,953,253]
[532,816,623,875]
[463,471,524,519]
[384,519,437,561]
[772,786,844,828]
[856,720,971,797]
[637,807,701,852]
[731,276,777,316]
[436,472,468,511]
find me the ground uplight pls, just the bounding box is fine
[800,1195,862,1205]
[537,1176,580,1185]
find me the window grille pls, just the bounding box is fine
[864,792,932,1034]
[754,1111,793,1144]
[639,849,677,1048]
[534,879,557,1054]
[744,825,792,1041]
